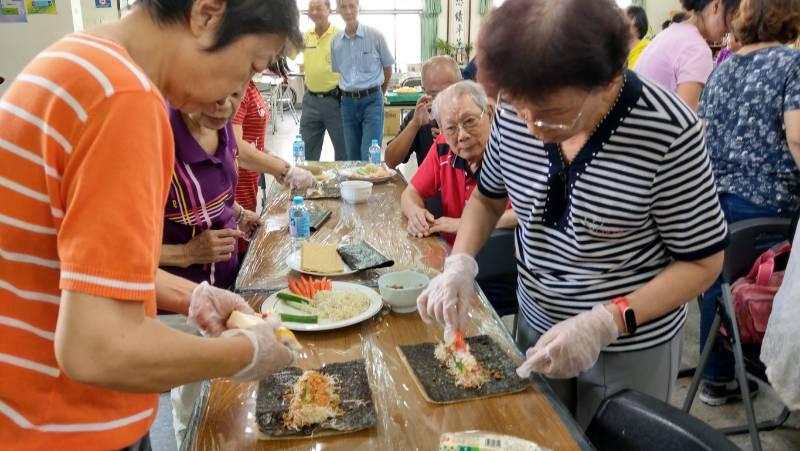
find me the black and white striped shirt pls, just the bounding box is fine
[478,71,728,352]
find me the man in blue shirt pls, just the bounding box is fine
[332,0,395,160]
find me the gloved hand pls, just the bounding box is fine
[223,315,295,382]
[188,282,254,337]
[516,304,620,379]
[284,166,315,190]
[416,254,479,341]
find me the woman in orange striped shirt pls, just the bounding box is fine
[0,1,303,449]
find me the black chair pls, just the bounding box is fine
[587,390,740,451]
[682,218,793,451]
[424,193,519,328]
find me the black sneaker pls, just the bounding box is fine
[699,379,760,406]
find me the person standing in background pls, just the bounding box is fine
[626,6,650,68]
[332,0,395,161]
[300,0,348,161]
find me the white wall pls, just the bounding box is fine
[77,0,119,30]
[647,0,682,33]
[0,0,75,96]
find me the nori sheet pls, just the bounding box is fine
[399,335,530,403]
[256,360,377,437]
[337,241,394,271]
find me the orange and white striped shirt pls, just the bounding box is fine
[0,33,173,450]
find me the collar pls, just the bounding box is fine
[344,23,365,39]
[307,24,337,41]
[169,107,231,165]
[436,139,482,179]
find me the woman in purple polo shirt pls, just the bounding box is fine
[159,97,262,288]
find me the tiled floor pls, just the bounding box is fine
[151,110,799,451]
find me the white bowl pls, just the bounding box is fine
[340,180,373,204]
[378,270,430,313]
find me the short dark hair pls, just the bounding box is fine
[734,0,800,45]
[671,12,689,23]
[662,19,672,29]
[477,0,629,103]
[681,0,740,16]
[626,6,649,39]
[139,0,303,52]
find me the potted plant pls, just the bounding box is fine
[434,39,454,56]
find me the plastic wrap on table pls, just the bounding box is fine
[186,289,587,450]
[236,162,446,292]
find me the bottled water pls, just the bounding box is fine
[288,196,310,249]
[368,139,381,165]
[292,134,305,166]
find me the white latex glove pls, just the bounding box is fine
[284,166,315,190]
[416,254,479,341]
[222,315,295,382]
[188,282,254,337]
[516,304,620,379]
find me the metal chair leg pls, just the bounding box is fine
[683,313,721,412]
[722,285,762,451]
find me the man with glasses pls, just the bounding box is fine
[332,0,395,161]
[385,56,462,169]
[400,80,516,244]
[300,0,347,161]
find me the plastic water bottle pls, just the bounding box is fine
[292,134,305,166]
[368,139,381,165]
[288,196,310,249]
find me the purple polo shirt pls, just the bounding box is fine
[161,106,240,288]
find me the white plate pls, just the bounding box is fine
[261,282,384,331]
[340,167,397,184]
[286,249,357,276]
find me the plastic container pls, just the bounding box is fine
[292,134,305,166]
[378,270,430,313]
[369,139,381,165]
[288,196,310,248]
[340,180,373,204]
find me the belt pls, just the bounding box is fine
[306,87,340,98]
[340,86,381,99]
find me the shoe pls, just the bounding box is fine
[699,379,760,406]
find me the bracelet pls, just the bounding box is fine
[235,207,245,224]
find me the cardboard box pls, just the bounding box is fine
[384,107,401,137]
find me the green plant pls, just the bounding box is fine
[434,38,454,56]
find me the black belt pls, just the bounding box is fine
[306,87,340,98]
[340,86,381,99]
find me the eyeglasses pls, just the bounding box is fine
[497,91,589,132]
[441,111,485,137]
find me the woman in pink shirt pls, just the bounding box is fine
[634,0,740,110]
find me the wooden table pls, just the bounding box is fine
[183,163,592,450]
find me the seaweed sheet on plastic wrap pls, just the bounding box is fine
[235,162,445,292]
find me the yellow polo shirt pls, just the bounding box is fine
[303,25,341,93]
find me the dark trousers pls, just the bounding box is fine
[300,92,348,161]
[121,434,151,451]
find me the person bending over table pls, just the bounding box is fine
[0,0,301,449]
[400,80,516,245]
[418,0,728,428]
[384,56,462,169]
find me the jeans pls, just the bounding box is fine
[300,93,348,161]
[340,90,384,161]
[700,193,782,382]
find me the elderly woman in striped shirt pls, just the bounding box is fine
[417,0,728,426]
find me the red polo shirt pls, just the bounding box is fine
[411,135,510,245]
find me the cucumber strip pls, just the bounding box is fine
[280,313,318,324]
[276,291,312,304]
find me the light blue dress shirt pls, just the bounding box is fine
[331,23,395,92]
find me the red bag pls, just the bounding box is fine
[721,241,791,345]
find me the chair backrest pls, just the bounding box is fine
[424,192,444,219]
[586,390,740,451]
[722,218,791,283]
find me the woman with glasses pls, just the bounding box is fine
[400,80,516,245]
[416,0,729,427]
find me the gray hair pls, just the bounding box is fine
[431,80,489,125]
[309,0,331,9]
[421,55,462,84]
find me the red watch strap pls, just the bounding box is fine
[611,297,630,334]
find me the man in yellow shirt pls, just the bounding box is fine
[301,0,347,160]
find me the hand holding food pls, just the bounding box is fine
[226,310,303,352]
[184,228,245,265]
[188,282,254,336]
[516,304,619,379]
[237,208,262,238]
[416,254,479,341]
[222,315,295,382]
[284,166,316,190]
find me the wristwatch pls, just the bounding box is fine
[611,297,637,335]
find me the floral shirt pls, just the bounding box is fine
[699,46,800,214]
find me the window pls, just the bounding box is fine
[297,1,422,72]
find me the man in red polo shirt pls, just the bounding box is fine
[401,80,516,245]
